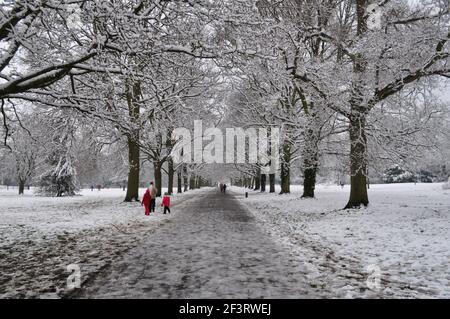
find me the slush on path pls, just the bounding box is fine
[77,189,315,298]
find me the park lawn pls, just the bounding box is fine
[1,183,449,298]
[0,186,199,298]
[233,183,450,298]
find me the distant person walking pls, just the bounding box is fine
[161,192,171,214]
[141,184,152,216]
[149,182,157,213]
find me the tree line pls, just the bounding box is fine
[0,0,449,208]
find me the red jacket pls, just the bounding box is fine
[141,189,151,206]
[162,195,170,207]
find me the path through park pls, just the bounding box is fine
[77,189,319,298]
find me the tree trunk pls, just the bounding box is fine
[344,0,369,209]
[280,164,290,194]
[302,165,317,198]
[267,129,275,193]
[195,176,200,189]
[154,162,162,197]
[177,169,182,193]
[168,158,174,195]
[18,179,25,195]
[302,110,320,198]
[269,174,275,193]
[301,133,318,198]
[183,165,188,192]
[345,114,369,208]
[124,136,140,202]
[254,173,260,191]
[124,80,141,202]
[280,142,291,194]
[260,174,266,192]
[189,174,196,190]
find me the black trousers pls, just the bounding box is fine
[150,199,156,212]
[163,206,171,214]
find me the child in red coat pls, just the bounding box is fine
[161,192,171,214]
[141,186,152,216]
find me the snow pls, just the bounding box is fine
[75,188,320,299]
[1,183,450,298]
[232,183,450,298]
[0,187,201,298]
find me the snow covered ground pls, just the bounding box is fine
[0,187,200,298]
[77,189,320,299]
[1,183,449,299]
[232,183,450,298]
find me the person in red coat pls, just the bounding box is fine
[161,192,171,214]
[141,185,152,216]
